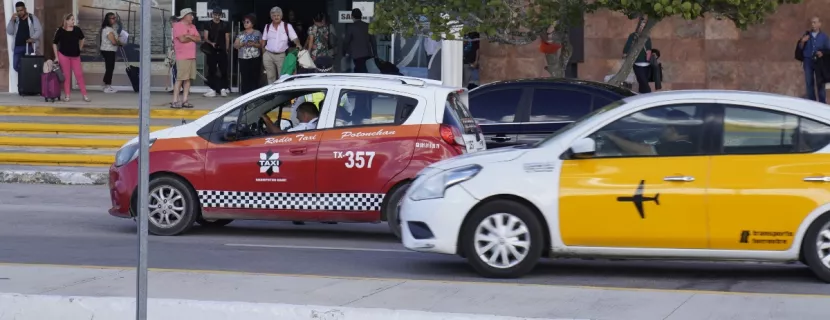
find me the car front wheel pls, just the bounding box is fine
[803,213,830,283]
[145,176,199,236]
[461,200,544,278]
[382,182,410,239]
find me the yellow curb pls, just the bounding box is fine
[0,106,210,119]
[0,123,168,135]
[0,153,113,166]
[0,137,126,148]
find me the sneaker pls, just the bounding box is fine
[203,90,217,97]
[220,88,229,97]
[104,86,118,93]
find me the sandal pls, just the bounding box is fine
[181,101,194,108]
[63,97,70,102]
[83,96,91,102]
[169,102,181,109]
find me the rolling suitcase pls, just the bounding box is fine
[120,47,139,92]
[18,43,43,96]
[40,59,61,102]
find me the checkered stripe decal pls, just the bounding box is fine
[197,190,386,211]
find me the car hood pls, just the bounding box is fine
[121,126,179,148]
[428,145,529,171]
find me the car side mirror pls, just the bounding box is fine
[279,119,293,131]
[570,137,596,158]
[223,121,239,141]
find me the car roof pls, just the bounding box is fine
[621,89,830,117]
[274,73,459,91]
[471,77,637,97]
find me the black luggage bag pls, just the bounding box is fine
[120,47,139,92]
[18,44,44,96]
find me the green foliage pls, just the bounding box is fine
[591,0,803,29]
[370,0,587,45]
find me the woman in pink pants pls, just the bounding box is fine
[52,13,90,102]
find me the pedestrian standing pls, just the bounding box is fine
[623,18,653,94]
[306,12,334,61]
[171,8,201,108]
[234,14,263,95]
[343,8,375,73]
[6,1,42,72]
[202,7,231,98]
[100,12,121,94]
[53,13,90,102]
[261,6,301,84]
[798,17,830,103]
[462,32,480,88]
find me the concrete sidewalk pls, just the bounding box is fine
[1,264,829,320]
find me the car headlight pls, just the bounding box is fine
[409,164,482,201]
[114,139,156,167]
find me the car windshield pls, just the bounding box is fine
[530,99,627,148]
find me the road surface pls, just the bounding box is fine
[1,183,828,296]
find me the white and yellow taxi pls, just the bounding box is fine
[399,90,830,282]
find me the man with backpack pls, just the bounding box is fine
[6,1,42,72]
[261,6,302,84]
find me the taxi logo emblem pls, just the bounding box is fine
[258,150,282,176]
[617,180,660,219]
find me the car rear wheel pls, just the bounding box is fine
[382,182,410,239]
[196,218,233,227]
[461,200,543,278]
[146,176,198,236]
[803,213,830,283]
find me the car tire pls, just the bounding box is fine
[145,176,199,236]
[461,200,544,279]
[196,218,233,227]
[803,213,830,283]
[382,182,410,239]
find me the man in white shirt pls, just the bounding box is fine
[260,6,301,84]
[261,102,319,134]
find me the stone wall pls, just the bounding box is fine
[480,1,828,97]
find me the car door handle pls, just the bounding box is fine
[804,176,830,182]
[289,147,307,155]
[664,176,695,182]
[491,136,512,142]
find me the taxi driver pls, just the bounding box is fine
[261,102,320,134]
[598,109,698,156]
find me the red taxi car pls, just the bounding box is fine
[108,74,486,238]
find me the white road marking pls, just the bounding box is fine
[224,243,412,253]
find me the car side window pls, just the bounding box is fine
[335,90,418,128]
[529,89,593,122]
[468,88,520,124]
[721,105,830,154]
[588,104,707,158]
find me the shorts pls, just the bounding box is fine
[176,59,196,80]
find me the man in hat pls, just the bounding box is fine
[203,7,230,98]
[171,8,201,108]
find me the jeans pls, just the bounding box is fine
[206,51,229,92]
[239,57,262,95]
[804,59,827,103]
[101,51,116,85]
[12,44,35,72]
[633,65,652,94]
[57,52,87,97]
[353,56,370,73]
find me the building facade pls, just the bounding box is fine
[1,0,826,96]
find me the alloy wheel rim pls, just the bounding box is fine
[817,221,830,269]
[474,213,531,269]
[148,185,185,229]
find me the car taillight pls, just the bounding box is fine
[440,124,466,154]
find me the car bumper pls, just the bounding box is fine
[400,185,479,255]
[108,162,136,218]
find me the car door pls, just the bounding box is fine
[201,89,325,219]
[314,86,424,216]
[558,102,717,249]
[468,85,526,149]
[707,103,830,251]
[517,86,595,145]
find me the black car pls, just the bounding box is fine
[468,78,636,149]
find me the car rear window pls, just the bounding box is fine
[444,92,478,134]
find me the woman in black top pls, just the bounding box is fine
[53,13,90,102]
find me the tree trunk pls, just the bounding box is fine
[606,17,660,86]
[545,29,572,78]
